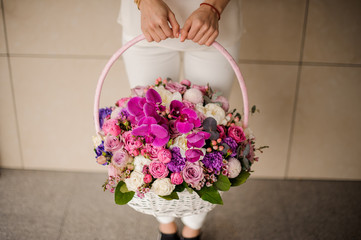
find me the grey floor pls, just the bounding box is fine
[0,169,360,240]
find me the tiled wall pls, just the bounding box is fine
[1,0,360,179]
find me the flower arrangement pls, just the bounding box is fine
[93,78,266,205]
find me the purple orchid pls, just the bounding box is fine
[185,149,204,163]
[169,100,201,134]
[186,131,211,148]
[132,117,169,147]
[127,88,165,123]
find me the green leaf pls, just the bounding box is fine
[114,181,135,205]
[119,182,129,193]
[214,174,231,191]
[243,144,250,157]
[196,186,223,205]
[160,191,179,200]
[230,171,250,187]
[174,183,186,193]
[251,105,257,114]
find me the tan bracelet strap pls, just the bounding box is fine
[134,0,142,10]
[200,3,221,20]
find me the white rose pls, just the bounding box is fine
[195,103,206,115]
[155,86,181,107]
[134,156,151,172]
[92,135,103,148]
[151,178,175,196]
[170,134,189,158]
[124,171,144,192]
[204,103,226,124]
[244,127,255,139]
[228,158,242,178]
[111,107,122,119]
[183,88,204,104]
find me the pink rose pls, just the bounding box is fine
[180,79,191,87]
[182,161,204,188]
[131,86,148,97]
[165,81,187,94]
[171,172,183,185]
[104,135,122,152]
[102,119,121,136]
[111,149,129,169]
[145,144,163,160]
[116,97,130,108]
[108,164,120,178]
[217,125,227,139]
[215,95,229,112]
[149,160,169,179]
[158,148,172,164]
[228,126,246,143]
[96,155,107,165]
[144,174,153,184]
[123,131,143,154]
[192,84,207,94]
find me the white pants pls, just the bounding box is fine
[156,212,208,230]
[122,39,240,98]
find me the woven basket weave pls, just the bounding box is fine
[93,34,249,217]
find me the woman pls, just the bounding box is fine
[118,1,242,239]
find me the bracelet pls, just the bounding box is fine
[134,0,142,10]
[200,3,221,20]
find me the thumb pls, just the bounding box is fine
[168,11,180,38]
[180,20,191,42]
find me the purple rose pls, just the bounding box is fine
[182,161,204,188]
[165,81,187,94]
[228,126,246,143]
[104,135,122,152]
[111,149,129,169]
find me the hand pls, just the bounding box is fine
[180,5,219,46]
[139,0,180,42]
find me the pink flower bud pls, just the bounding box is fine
[144,174,152,184]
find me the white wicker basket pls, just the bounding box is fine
[94,35,249,218]
[127,190,218,217]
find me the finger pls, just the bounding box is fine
[187,22,202,41]
[159,23,173,38]
[205,30,219,46]
[149,30,162,43]
[192,25,210,43]
[168,11,180,38]
[180,20,192,42]
[144,31,154,42]
[197,29,214,45]
[154,26,167,41]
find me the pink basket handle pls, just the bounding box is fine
[94,34,249,134]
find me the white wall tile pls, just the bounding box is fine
[229,64,299,178]
[288,66,361,180]
[11,56,130,172]
[0,57,22,168]
[4,0,122,55]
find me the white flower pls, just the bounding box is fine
[111,107,122,119]
[228,158,242,178]
[204,103,226,124]
[151,178,175,196]
[244,127,255,139]
[134,155,151,172]
[92,135,103,148]
[170,134,189,158]
[183,88,203,104]
[124,171,144,192]
[155,86,181,107]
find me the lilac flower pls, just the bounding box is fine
[186,131,211,148]
[132,117,169,147]
[202,152,223,173]
[99,107,112,129]
[94,142,105,157]
[168,147,186,173]
[222,137,238,157]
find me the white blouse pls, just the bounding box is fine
[118,0,242,50]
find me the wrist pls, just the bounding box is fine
[202,0,230,15]
[200,3,221,20]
